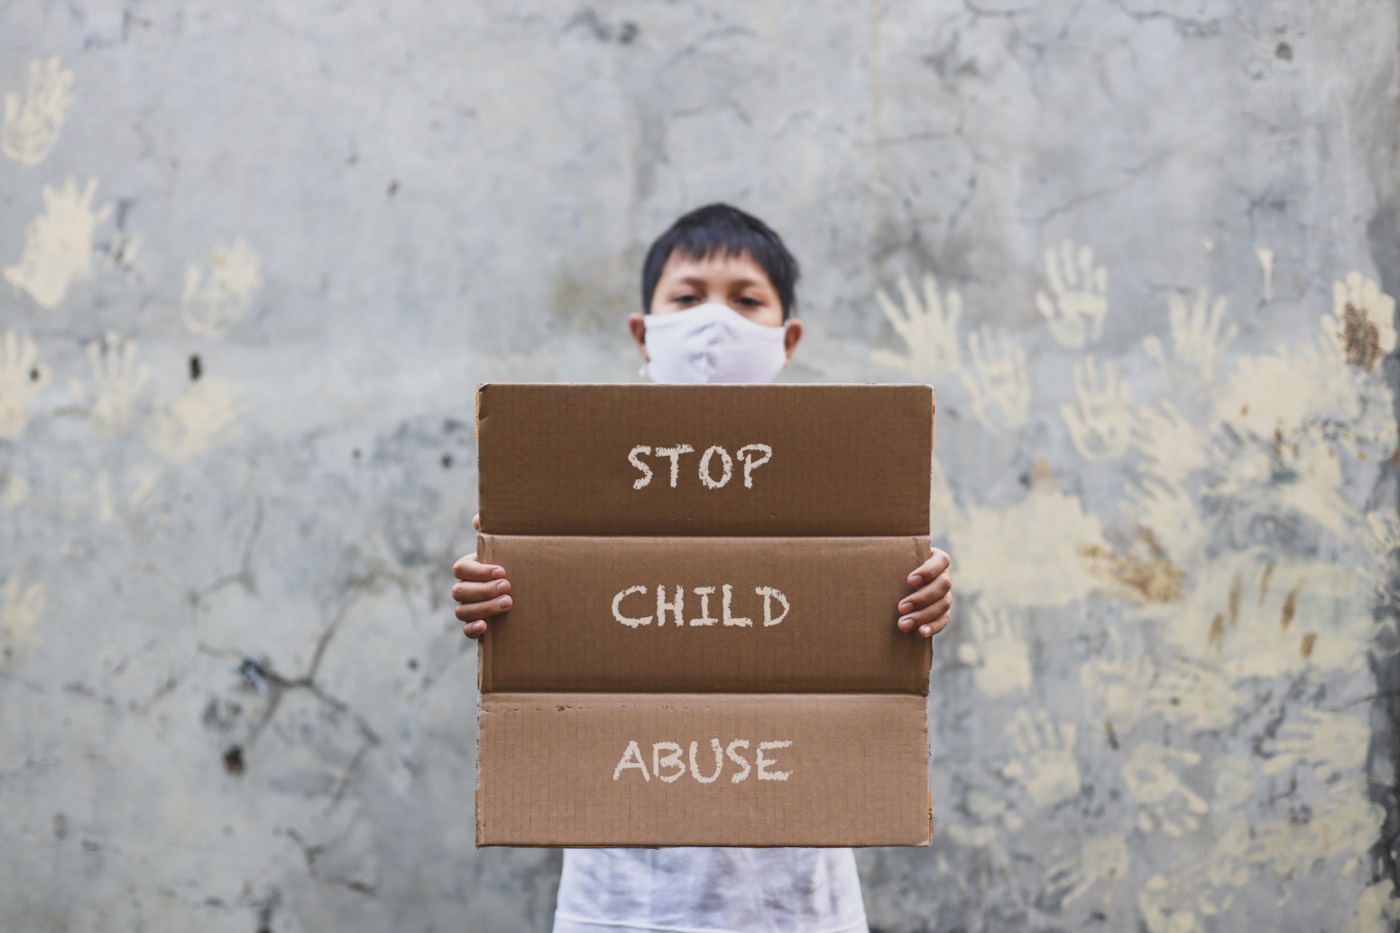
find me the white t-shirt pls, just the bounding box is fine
[552,846,869,933]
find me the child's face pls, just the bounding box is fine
[628,251,803,364]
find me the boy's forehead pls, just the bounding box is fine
[659,250,776,289]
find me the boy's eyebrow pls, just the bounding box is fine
[669,274,767,288]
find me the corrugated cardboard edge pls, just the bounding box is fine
[930,389,937,457]
[476,531,490,693]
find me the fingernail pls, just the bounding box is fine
[907,573,920,585]
[496,580,510,594]
[898,600,912,613]
[898,616,913,629]
[491,566,506,579]
[497,595,512,609]
[920,625,931,637]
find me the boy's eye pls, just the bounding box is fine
[736,297,761,308]
[674,294,698,304]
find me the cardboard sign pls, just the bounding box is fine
[476,534,932,694]
[476,384,933,536]
[474,384,935,847]
[477,694,929,847]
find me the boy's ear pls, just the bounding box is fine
[627,313,648,360]
[783,319,803,363]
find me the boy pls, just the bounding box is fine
[452,204,954,933]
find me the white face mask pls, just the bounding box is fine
[640,302,789,384]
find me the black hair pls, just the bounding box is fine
[640,203,801,319]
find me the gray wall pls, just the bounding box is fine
[1,1,1397,930]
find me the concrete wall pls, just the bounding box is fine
[1,1,1397,930]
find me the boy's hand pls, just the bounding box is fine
[452,514,511,639]
[898,548,952,638]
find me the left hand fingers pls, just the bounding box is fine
[906,548,951,588]
[897,594,951,637]
[898,570,951,614]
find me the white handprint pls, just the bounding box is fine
[3,176,112,309]
[181,237,265,337]
[1138,872,1205,933]
[1035,240,1108,347]
[1260,709,1368,782]
[956,606,1031,697]
[1211,755,1256,809]
[1325,271,1396,371]
[1142,289,1237,382]
[1123,475,1206,566]
[68,331,150,436]
[870,272,962,378]
[961,327,1030,433]
[2,57,74,166]
[0,575,47,665]
[1080,628,1151,732]
[944,782,1022,890]
[1062,355,1134,460]
[1132,402,1209,485]
[1121,744,1208,836]
[145,377,246,464]
[1249,780,1382,878]
[1143,659,1245,733]
[0,330,51,440]
[1040,834,1130,908]
[1002,710,1081,808]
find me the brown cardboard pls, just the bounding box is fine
[473,383,936,848]
[476,534,933,694]
[475,383,934,536]
[476,693,930,847]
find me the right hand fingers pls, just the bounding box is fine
[453,552,505,582]
[453,577,511,604]
[455,594,512,623]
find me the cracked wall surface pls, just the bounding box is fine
[1,1,1398,930]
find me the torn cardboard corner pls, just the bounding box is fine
[473,383,937,848]
[477,533,933,694]
[476,693,931,848]
[475,383,934,537]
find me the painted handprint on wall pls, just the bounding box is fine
[1079,628,1151,733]
[0,575,47,666]
[1001,709,1081,809]
[1137,820,1251,932]
[870,272,962,378]
[68,332,150,437]
[2,57,74,166]
[1121,744,1209,836]
[1123,475,1207,567]
[961,326,1030,433]
[1132,402,1210,486]
[1039,834,1130,910]
[1249,779,1383,878]
[0,330,50,440]
[145,377,247,465]
[3,176,112,309]
[181,237,265,338]
[1142,289,1237,383]
[943,781,1022,890]
[1143,658,1246,733]
[1062,355,1134,460]
[1260,709,1368,782]
[1035,240,1108,348]
[956,605,1032,697]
